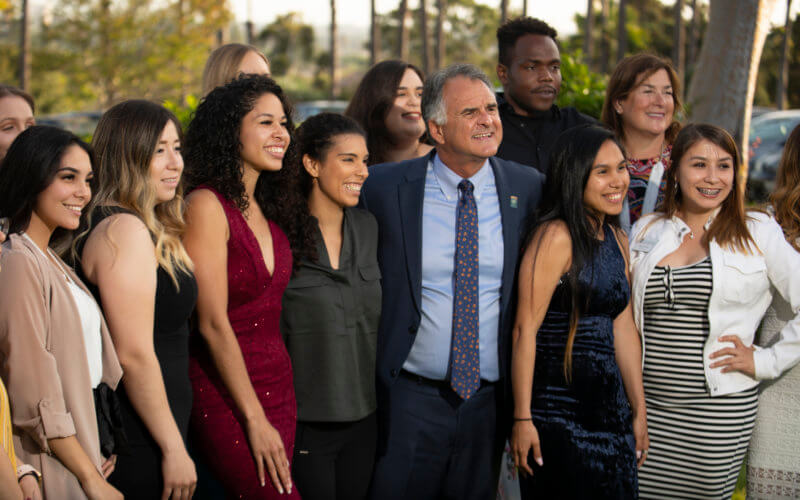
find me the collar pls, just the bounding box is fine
[496,92,561,121]
[430,153,492,202]
[669,207,721,236]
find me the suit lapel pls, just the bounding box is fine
[491,158,519,313]
[398,154,431,315]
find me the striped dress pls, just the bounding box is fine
[638,257,758,499]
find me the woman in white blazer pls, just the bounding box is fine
[629,123,800,500]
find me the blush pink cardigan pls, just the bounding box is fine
[0,234,122,499]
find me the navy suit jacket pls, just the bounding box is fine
[359,151,545,421]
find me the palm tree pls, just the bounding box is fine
[435,0,447,69]
[501,0,509,23]
[330,0,339,98]
[398,0,409,61]
[673,0,685,82]
[617,0,628,62]
[18,0,30,91]
[584,0,595,67]
[777,0,793,109]
[371,0,380,65]
[420,0,432,74]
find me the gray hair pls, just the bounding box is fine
[422,63,494,126]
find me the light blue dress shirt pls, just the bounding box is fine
[403,154,504,382]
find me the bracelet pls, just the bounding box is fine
[18,471,38,483]
[513,417,533,422]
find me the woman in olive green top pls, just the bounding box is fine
[280,113,380,500]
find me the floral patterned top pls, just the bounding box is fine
[626,144,672,225]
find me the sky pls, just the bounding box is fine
[230,0,800,35]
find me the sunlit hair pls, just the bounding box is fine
[344,60,424,166]
[0,84,35,114]
[601,53,683,146]
[770,124,800,251]
[524,124,625,381]
[659,123,757,253]
[202,43,270,96]
[82,100,193,286]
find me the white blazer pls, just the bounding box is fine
[629,211,800,396]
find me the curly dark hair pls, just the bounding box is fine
[285,112,367,265]
[183,74,309,267]
[496,17,558,67]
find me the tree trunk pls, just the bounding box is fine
[245,0,254,44]
[523,0,528,16]
[420,0,432,74]
[776,0,793,109]
[18,0,30,92]
[584,0,595,67]
[435,0,447,69]
[398,0,409,61]
[617,0,627,62]
[687,0,700,72]
[330,0,339,98]
[599,0,611,72]
[500,0,509,23]
[687,0,779,186]
[370,0,380,65]
[673,0,685,83]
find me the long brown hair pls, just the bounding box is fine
[770,124,800,251]
[344,60,424,166]
[661,123,757,253]
[601,53,683,146]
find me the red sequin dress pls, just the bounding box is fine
[189,187,299,499]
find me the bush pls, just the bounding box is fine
[557,51,608,119]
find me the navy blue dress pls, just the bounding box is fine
[520,225,638,499]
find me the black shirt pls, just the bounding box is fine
[495,92,596,175]
[280,207,381,422]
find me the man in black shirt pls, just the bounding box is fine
[495,17,595,175]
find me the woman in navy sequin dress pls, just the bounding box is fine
[511,125,649,499]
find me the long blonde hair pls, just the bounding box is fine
[82,100,193,285]
[201,43,270,96]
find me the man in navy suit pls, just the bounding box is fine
[360,63,545,499]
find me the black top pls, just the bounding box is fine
[280,207,381,422]
[75,206,197,495]
[495,92,596,175]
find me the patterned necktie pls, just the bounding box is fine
[451,179,480,399]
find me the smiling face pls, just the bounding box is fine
[239,92,291,173]
[384,68,425,143]
[615,69,675,142]
[497,33,561,115]
[429,76,502,172]
[238,50,270,78]
[676,139,734,216]
[149,120,184,204]
[0,96,35,161]
[33,145,92,232]
[583,140,630,217]
[305,133,369,209]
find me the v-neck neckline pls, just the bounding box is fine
[235,209,276,280]
[314,210,350,271]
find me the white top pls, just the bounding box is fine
[22,233,104,388]
[629,211,800,396]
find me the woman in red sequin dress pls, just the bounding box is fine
[182,75,306,498]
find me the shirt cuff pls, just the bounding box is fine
[16,463,41,483]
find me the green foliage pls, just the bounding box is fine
[163,94,199,131]
[557,51,608,119]
[258,12,315,77]
[754,14,800,109]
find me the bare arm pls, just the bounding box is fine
[48,436,121,500]
[510,221,572,475]
[612,229,649,467]
[183,190,292,495]
[0,449,22,500]
[81,214,195,500]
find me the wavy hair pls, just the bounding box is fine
[80,100,193,285]
[659,123,757,253]
[202,43,270,96]
[524,124,625,380]
[601,53,683,146]
[770,124,800,251]
[285,112,367,265]
[184,74,307,265]
[345,60,424,166]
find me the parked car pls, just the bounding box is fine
[747,110,800,199]
[294,100,348,122]
[37,111,102,139]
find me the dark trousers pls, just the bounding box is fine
[369,372,503,500]
[292,412,377,500]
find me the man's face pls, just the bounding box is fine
[497,34,562,115]
[429,76,503,167]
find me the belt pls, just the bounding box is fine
[400,370,497,392]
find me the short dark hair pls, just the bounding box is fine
[497,17,558,67]
[0,125,92,234]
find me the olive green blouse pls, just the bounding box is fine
[281,207,381,422]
